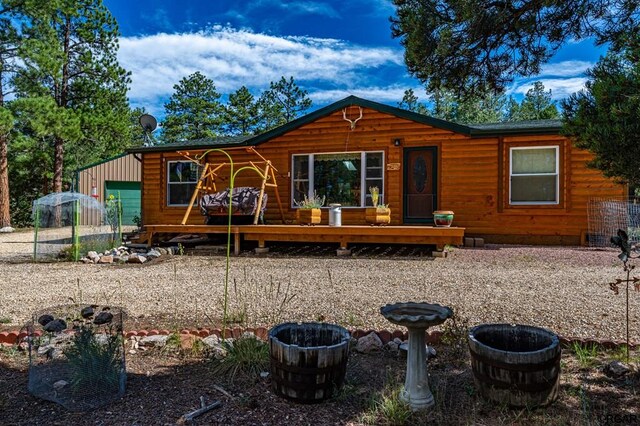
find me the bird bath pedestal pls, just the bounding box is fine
[380,302,453,410]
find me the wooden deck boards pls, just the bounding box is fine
[142,224,464,255]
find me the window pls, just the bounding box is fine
[292,151,384,207]
[167,161,200,206]
[510,147,559,204]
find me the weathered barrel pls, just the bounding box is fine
[269,322,350,403]
[468,324,561,408]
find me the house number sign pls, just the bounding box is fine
[386,163,401,171]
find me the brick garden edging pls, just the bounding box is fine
[1,326,638,349]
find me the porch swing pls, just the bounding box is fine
[177,147,286,226]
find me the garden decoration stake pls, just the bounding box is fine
[609,229,640,362]
[194,149,267,339]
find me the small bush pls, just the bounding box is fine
[210,336,269,383]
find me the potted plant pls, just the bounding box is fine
[433,210,454,227]
[366,186,391,225]
[295,191,325,225]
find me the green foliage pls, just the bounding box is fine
[507,82,560,121]
[262,76,312,123]
[223,86,260,135]
[210,336,269,383]
[397,89,428,114]
[161,71,223,142]
[294,190,325,209]
[430,89,507,124]
[390,0,639,96]
[64,326,123,395]
[360,385,414,426]
[562,40,640,187]
[571,342,599,369]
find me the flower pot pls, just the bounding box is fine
[366,207,391,225]
[433,210,454,227]
[297,208,321,225]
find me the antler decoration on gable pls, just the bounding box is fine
[342,107,363,130]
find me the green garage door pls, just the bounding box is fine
[105,181,141,226]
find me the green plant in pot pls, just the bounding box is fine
[295,191,325,225]
[366,186,391,225]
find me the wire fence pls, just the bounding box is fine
[587,197,640,247]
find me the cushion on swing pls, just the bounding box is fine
[199,187,267,217]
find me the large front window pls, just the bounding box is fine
[292,151,384,207]
[510,147,559,204]
[167,161,200,206]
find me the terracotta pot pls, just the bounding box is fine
[297,208,321,225]
[433,210,454,227]
[366,207,391,225]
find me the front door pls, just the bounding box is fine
[403,147,437,223]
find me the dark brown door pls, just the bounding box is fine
[403,147,437,223]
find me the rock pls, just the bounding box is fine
[98,255,114,264]
[94,334,111,345]
[43,319,67,333]
[87,251,100,261]
[128,349,137,355]
[53,380,68,390]
[80,257,92,264]
[156,247,168,255]
[385,340,400,353]
[180,334,199,350]
[38,314,54,327]
[355,332,383,353]
[202,335,221,348]
[260,371,270,379]
[118,255,129,263]
[81,306,95,319]
[146,249,162,259]
[0,226,15,233]
[427,346,437,359]
[128,254,147,264]
[604,360,631,378]
[93,311,113,325]
[139,335,170,347]
[241,331,257,340]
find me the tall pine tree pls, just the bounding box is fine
[14,0,131,193]
[223,86,259,136]
[161,71,222,142]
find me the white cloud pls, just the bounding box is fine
[539,60,593,77]
[511,77,589,100]
[309,86,420,104]
[119,26,403,115]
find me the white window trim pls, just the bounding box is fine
[291,151,385,208]
[509,146,559,205]
[166,160,199,207]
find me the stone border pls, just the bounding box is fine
[1,326,637,349]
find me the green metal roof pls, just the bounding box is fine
[127,96,563,154]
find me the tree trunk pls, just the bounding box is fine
[53,136,64,193]
[0,133,10,228]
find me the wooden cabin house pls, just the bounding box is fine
[128,96,625,247]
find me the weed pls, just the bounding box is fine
[571,342,599,369]
[440,310,470,362]
[177,243,185,256]
[0,317,11,324]
[210,335,269,383]
[361,385,413,426]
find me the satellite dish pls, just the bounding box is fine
[139,114,157,132]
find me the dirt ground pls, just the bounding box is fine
[1,338,639,425]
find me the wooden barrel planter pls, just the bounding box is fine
[468,324,561,408]
[269,322,350,403]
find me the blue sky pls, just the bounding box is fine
[103,0,606,119]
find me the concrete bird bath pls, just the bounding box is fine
[380,302,453,410]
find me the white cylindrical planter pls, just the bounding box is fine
[329,204,342,226]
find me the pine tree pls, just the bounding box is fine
[398,89,428,114]
[223,86,259,136]
[161,71,222,142]
[262,76,312,123]
[507,82,559,121]
[13,0,131,193]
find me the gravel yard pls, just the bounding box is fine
[0,230,637,342]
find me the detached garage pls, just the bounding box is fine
[75,153,142,225]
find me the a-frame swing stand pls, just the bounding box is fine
[178,147,285,226]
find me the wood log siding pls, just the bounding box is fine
[140,106,625,244]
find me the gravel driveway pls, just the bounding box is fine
[0,230,637,342]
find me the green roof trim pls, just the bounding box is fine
[128,96,564,154]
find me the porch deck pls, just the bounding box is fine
[141,224,465,256]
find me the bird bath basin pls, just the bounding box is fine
[380,302,453,410]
